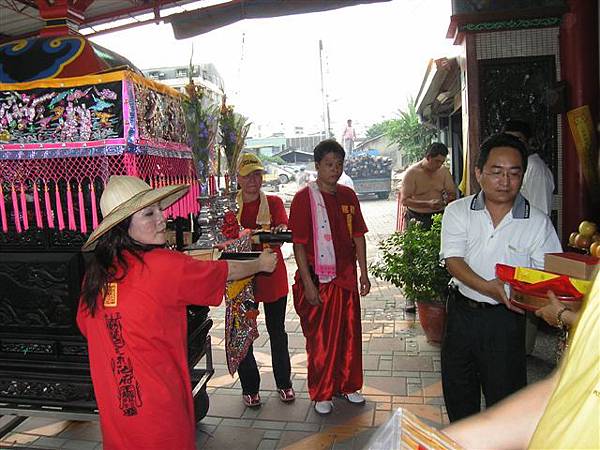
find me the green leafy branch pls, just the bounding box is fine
[370,214,450,304]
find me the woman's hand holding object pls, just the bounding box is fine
[258,249,277,273]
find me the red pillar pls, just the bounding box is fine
[560,0,599,242]
[36,0,92,36]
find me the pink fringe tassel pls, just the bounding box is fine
[172,176,178,217]
[182,176,188,215]
[176,177,182,217]
[44,183,54,228]
[20,185,29,230]
[189,180,196,213]
[187,180,194,215]
[165,177,171,217]
[197,182,201,212]
[0,184,7,232]
[187,177,193,215]
[185,180,191,215]
[33,181,43,228]
[55,184,65,230]
[194,180,200,213]
[90,183,98,229]
[172,178,179,217]
[184,178,191,215]
[66,183,76,231]
[78,183,87,234]
[173,177,180,217]
[190,180,196,214]
[10,184,21,233]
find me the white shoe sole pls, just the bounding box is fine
[314,401,333,415]
[342,393,365,404]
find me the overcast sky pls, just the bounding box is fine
[89,0,458,139]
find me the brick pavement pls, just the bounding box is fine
[0,198,445,449]
[196,197,445,449]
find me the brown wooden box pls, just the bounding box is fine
[544,252,600,280]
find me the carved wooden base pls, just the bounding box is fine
[0,248,211,416]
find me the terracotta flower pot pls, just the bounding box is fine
[416,301,447,345]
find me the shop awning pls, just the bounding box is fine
[166,0,392,39]
[415,57,460,123]
[1,0,391,42]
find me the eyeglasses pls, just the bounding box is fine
[482,170,523,181]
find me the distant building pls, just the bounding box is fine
[285,132,327,154]
[244,132,327,159]
[142,63,224,104]
[244,136,286,157]
[275,149,314,164]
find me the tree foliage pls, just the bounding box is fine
[258,154,286,165]
[370,215,450,304]
[365,120,395,139]
[365,99,438,164]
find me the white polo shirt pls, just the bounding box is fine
[440,192,562,304]
[521,153,555,215]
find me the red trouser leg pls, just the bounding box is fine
[293,282,363,401]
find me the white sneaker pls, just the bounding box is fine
[314,400,333,415]
[342,392,365,404]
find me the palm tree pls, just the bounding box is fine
[387,99,437,164]
[365,99,437,165]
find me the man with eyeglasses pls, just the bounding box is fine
[439,133,562,422]
[503,120,556,356]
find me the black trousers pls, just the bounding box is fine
[238,295,292,394]
[441,290,526,422]
[405,209,437,230]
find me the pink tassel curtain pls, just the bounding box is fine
[0,154,200,234]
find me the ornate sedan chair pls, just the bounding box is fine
[0,35,213,422]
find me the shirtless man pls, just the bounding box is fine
[401,142,457,230]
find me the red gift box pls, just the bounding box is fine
[496,264,584,312]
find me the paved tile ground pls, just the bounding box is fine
[196,197,446,450]
[0,196,558,449]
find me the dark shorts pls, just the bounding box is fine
[405,208,442,230]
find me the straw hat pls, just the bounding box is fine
[237,153,265,176]
[82,176,189,251]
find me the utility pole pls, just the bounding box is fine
[318,40,330,139]
[326,97,332,139]
[235,32,246,98]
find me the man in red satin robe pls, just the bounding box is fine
[289,139,370,415]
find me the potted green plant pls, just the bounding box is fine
[370,214,450,344]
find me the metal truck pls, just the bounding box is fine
[346,154,392,199]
